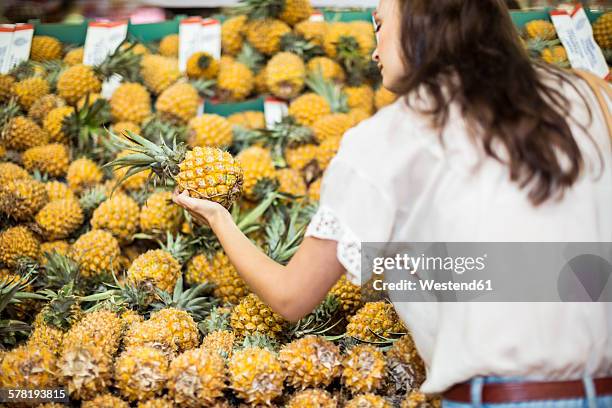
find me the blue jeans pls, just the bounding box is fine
[442,376,612,408]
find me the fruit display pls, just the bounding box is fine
[0,3,609,407]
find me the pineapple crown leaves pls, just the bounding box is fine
[267,116,316,162]
[158,231,196,264]
[40,60,68,91]
[95,40,143,82]
[64,97,111,155]
[104,129,187,193]
[235,0,286,20]
[525,38,562,57]
[8,60,44,81]
[280,33,325,61]
[200,305,232,334]
[0,98,22,139]
[83,271,155,315]
[39,282,81,331]
[79,185,108,215]
[141,115,187,143]
[264,201,310,264]
[42,252,81,291]
[238,333,280,352]
[234,191,280,233]
[252,178,281,202]
[289,294,344,339]
[236,42,266,73]
[0,270,38,314]
[0,275,33,344]
[151,275,217,322]
[305,69,349,113]
[189,78,217,99]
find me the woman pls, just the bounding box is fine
[173,0,612,406]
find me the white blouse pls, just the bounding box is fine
[305,73,612,394]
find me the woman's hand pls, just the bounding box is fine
[171,189,228,228]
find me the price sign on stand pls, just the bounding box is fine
[550,5,609,79]
[200,18,222,60]
[0,24,34,74]
[83,21,128,67]
[264,97,288,129]
[179,17,203,73]
[309,11,325,22]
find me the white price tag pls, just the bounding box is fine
[6,24,33,72]
[101,73,123,99]
[83,21,128,67]
[0,25,15,74]
[550,6,609,79]
[178,16,203,73]
[309,11,325,22]
[197,100,205,116]
[200,18,221,60]
[264,97,288,129]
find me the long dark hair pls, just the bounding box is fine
[395,0,597,205]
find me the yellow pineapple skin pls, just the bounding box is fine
[66,157,103,193]
[188,114,233,148]
[12,76,50,109]
[289,93,331,127]
[342,344,386,394]
[222,16,247,56]
[0,344,58,388]
[401,390,441,408]
[185,253,214,285]
[236,146,276,201]
[593,13,612,50]
[159,34,179,57]
[149,308,200,353]
[40,240,71,261]
[346,394,392,408]
[285,144,318,171]
[155,82,199,124]
[246,19,292,56]
[229,347,286,405]
[112,121,142,137]
[110,82,152,124]
[307,177,321,202]
[167,348,227,406]
[312,113,353,143]
[127,249,181,293]
[140,54,181,95]
[57,64,102,105]
[316,135,341,171]
[217,58,254,101]
[307,57,346,83]
[201,330,235,358]
[114,346,169,402]
[70,230,122,278]
[0,73,15,102]
[23,143,70,177]
[280,336,342,389]
[277,168,307,196]
[230,293,286,339]
[28,312,66,354]
[375,86,398,111]
[82,394,130,408]
[541,46,568,66]
[324,22,375,59]
[4,116,49,150]
[30,35,62,61]
[176,146,244,208]
[91,194,140,243]
[36,198,84,240]
[287,389,337,408]
[45,180,76,202]
[62,309,124,357]
[139,191,184,235]
[228,110,266,130]
[330,275,362,315]
[279,0,312,25]
[76,92,103,110]
[295,20,326,47]
[254,65,268,94]
[0,178,48,221]
[44,105,74,144]
[186,52,220,79]
[346,302,406,342]
[345,85,374,115]
[28,94,66,125]
[63,47,84,65]
[208,251,250,304]
[266,52,306,100]
[525,20,557,41]
[58,343,113,400]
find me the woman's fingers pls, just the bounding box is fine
[172,189,200,211]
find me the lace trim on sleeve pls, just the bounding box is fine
[305,205,362,286]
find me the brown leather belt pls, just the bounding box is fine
[443,377,612,404]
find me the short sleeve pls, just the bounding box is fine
[305,156,397,286]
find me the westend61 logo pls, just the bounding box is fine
[372,253,487,275]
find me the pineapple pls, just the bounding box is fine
[28,93,66,125]
[285,143,318,172]
[43,105,74,143]
[167,348,227,406]
[187,114,234,148]
[35,198,84,240]
[140,54,181,95]
[525,20,556,41]
[279,336,342,389]
[222,16,247,56]
[110,82,152,124]
[90,193,140,243]
[287,389,337,408]
[342,345,386,394]
[12,76,50,109]
[401,391,441,408]
[187,51,220,79]
[112,150,151,191]
[255,65,269,94]
[289,93,331,127]
[69,229,122,278]
[279,0,312,25]
[346,302,405,342]
[0,344,57,388]
[107,134,243,209]
[542,45,569,66]
[3,116,49,150]
[76,92,104,109]
[139,191,184,235]
[345,394,392,408]
[61,309,123,355]
[266,52,306,100]
[312,113,353,143]
[159,34,179,57]
[82,394,130,408]
[112,121,142,137]
[236,145,277,201]
[114,346,169,402]
[201,329,236,359]
[307,177,321,201]
[330,275,362,315]
[58,343,113,400]
[41,240,71,259]
[0,73,15,102]
[228,346,286,405]
[295,20,327,47]
[345,84,374,115]
[307,57,346,83]
[228,110,266,129]
[230,293,287,339]
[323,22,375,59]
[0,178,48,221]
[187,250,249,304]
[22,143,70,177]
[374,87,398,110]
[63,47,84,65]
[30,35,63,61]
[316,135,341,171]
[155,82,199,125]
[137,397,175,408]
[246,19,292,56]
[67,157,103,193]
[276,167,307,196]
[217,56,255,101]
[56,64,102,104]
[386,334,426,392]
[240,0,312,27]
[45,180,76,201]
[593,13,612,50]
